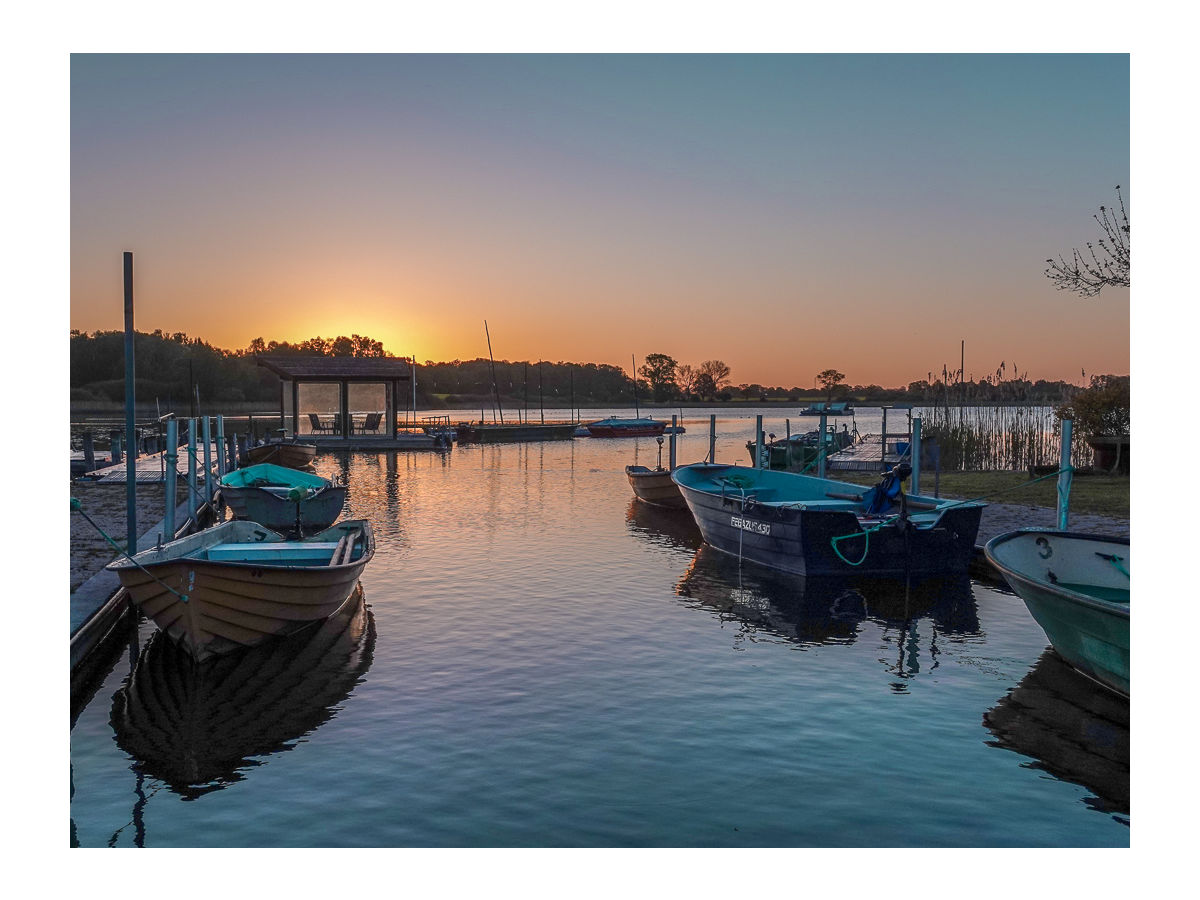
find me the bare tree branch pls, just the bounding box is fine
[1044,185,1130,297]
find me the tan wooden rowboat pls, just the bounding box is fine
[107,519,373,661]
[243,441,318,469]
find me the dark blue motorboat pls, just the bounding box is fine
[670,462,984,578]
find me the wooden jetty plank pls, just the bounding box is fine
[81,443,223,483]
[827,434,907,472]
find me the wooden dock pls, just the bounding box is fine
[77,443,223,483]
[827,433,910,472]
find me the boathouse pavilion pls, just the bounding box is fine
[256,355,426,447]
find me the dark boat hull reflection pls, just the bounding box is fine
[111,588,376,799]
[984,650,1129,818]
[625,497,704,552]
[675,544,980,650]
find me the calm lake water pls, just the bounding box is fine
[69,410,1129,847]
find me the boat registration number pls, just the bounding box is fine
[731,516,771,535]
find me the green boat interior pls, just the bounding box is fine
[221,462,329,490]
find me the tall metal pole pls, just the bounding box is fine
[484,320,503,424]
[818,412,828,479]
[123,252,138,554]
[755,414,764,469]
[187,418,198,525]
[669,414,678,470]
[881,407,888,472]
[1057,419,1073,530]
[539,362,544,425]
[202,416,213,508]
[215,415,227,480]
[632,355,640,418]
[911,417,922,495]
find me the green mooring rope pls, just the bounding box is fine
[71,497,190,603]
[828,465,1078,567]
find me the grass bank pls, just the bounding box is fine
[836,470,1129,519]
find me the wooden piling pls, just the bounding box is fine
[709,415,717,464]
[82,431,95,472]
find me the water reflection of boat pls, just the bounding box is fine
[983,649,1129,817]
[625,497,703,552]
[111,589,376,799]
[674,544,980,652]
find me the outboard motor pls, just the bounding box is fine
[861,462,912,515]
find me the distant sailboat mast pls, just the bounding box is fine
[632,354,640,418]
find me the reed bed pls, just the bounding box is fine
[915,403,1092,472]
[912,364,1093,472]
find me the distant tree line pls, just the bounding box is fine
[69,330,1110,410]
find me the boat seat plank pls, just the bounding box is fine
[201,541,341,563]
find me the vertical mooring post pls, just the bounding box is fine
[187,418,198,526]
[1057,418,1073,531]
[124,252,137,554]
[669,414,678,471]
[880,407,888,472]
[709,415,717,464]
[164,418,178,540]
[818,412,828,479]
[110,430,122,465]
[202,416,214,509]
[911,417,922,495]
[228,432,238,472]
[755,415,764,469]
[215,415,227,480]
[82,431,95,473]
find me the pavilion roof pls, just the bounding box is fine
[256,356,413,381]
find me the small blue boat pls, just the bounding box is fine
[671,462,984,577]
[220,463,347,532]
[984,530,1129,696]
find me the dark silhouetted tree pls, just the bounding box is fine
[638,353,678,402]
[816,369,845,403]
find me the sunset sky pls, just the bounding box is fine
[70,53,1129,388]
